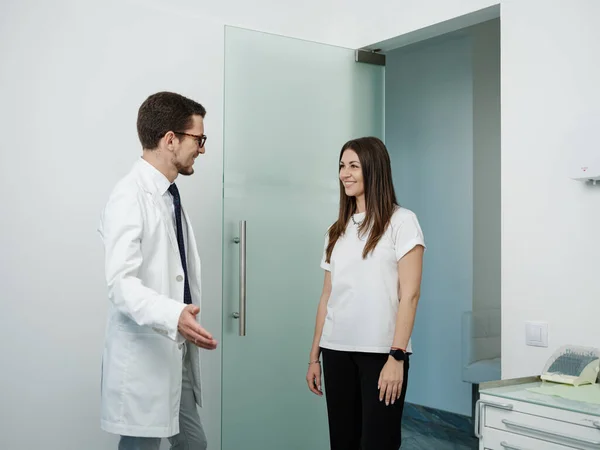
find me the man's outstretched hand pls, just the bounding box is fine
[178,305,218,350]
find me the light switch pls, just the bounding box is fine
[526,321,548,347]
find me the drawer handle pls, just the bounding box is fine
[502,419,600,448]
[501,442,528,450]
[474,399,514,439]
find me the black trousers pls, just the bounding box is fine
[321,348,410,450]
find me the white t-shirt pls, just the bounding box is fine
[320,206,425,354]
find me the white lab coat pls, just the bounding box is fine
[98,159,203,438]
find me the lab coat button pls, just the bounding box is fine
[176,275,184,282]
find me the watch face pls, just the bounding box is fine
[391,349,405,361]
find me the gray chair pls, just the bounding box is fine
[462,308,501,418]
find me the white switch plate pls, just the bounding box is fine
[526,321,548,347]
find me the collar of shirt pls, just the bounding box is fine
[138,157,172,195]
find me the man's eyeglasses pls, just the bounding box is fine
[174,131,207,148]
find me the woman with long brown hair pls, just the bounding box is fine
[305,137,425,449]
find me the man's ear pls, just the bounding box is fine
[163,131,178,150]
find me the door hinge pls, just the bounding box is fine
[355,49,385,66]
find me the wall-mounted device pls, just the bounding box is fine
[568,117,600,184]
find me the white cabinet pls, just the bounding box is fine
[476,379,600,450]
[482,427,574,449]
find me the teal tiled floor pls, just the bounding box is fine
[401,404,478,449]
[402,419,477,449]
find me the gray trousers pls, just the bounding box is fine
[118,344,207,450]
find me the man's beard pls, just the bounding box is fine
[178,167,194,176]
[174,158,194,176]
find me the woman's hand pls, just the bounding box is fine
[306,361,323,396]
[378,357,404,406]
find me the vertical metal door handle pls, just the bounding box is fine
[238,220,247,336]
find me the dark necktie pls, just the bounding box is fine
[168,183,192,305]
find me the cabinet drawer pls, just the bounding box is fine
[479,394,600,429]
[482,426,573,450]
[485,407,600,449]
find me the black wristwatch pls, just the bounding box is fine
[389,348,407,362]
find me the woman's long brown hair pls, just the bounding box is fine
[325,137,398,263]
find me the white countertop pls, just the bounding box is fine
[481,379,600,418]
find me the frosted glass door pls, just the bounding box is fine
[222,26,383,450]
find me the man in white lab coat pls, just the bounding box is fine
[98,91,218,450]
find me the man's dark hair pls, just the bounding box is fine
[137,92,206,150]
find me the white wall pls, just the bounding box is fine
[473,19,501,313]
[0,0,502,448]
[142,0,499,50]
[501,0,600,379]
[12,0,600,444]
[0,1,225,449]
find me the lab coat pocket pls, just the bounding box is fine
[122,332,180,427]
[102,330,134,423]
